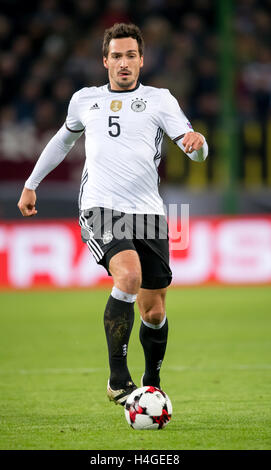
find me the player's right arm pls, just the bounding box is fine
[17,91,85,217]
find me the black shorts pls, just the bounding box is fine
[79,207,172,290]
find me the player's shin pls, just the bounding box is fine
[104,287,136,389]
[140,314,168,388]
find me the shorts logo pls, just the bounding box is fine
[110,100,122,112]
[102,230,113,244]
[131,98,146,112]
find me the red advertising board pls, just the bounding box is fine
[0,216,271,288]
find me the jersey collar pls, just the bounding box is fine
[107,81,141,93]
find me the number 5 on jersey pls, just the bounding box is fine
[108,116,120,137]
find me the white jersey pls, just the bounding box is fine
[66,82,195,215]
[25,82,208,215]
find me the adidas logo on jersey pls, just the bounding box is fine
[89,103,99,110]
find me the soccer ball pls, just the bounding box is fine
[124,386,172,430]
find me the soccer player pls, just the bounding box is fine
[18,23,208,406]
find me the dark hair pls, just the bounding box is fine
[103,23,144,57]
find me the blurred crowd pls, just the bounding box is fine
[1,0,271,133]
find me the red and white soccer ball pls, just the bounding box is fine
[124,386,172,430]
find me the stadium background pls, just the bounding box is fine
[1,0,271,214]
[1,0,271,287]
[0,0,271,452]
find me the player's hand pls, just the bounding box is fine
[182,132,205,153]
[17,188,38,217]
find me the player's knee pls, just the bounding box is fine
[142,308,165,325]
[115,269,142,294]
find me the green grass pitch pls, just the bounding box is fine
[0,286,270,450]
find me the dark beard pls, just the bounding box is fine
[116,77,136,89]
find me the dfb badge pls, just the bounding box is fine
[102,231,113,244]
[131,98,146,112]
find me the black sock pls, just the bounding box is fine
[139,317,168,387]
[104,295,135,389]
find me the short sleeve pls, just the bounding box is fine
[157,89,193,141]
[65,91,85,132]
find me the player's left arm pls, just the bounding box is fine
[157,89,208,162]
[175,131,208,162]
